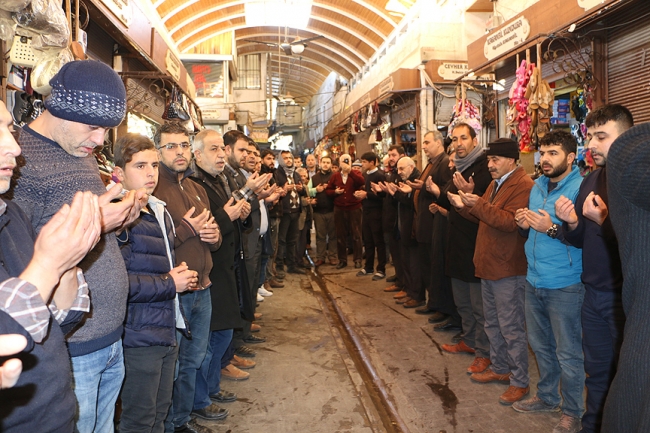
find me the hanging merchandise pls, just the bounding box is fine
[162,86,190,121]
[369,101,380,126]
[30,47,74,95]
[507,60,535,153]
[525,64,554,143]
[0,10,17,42]
[12,0,70,53]
[448,96,482,134]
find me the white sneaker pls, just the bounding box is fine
[257,293,264,302]
[258,286,274,297]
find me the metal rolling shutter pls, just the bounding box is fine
[607,0,650,123]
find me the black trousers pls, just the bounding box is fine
[388,226,405,288]
[334,207,363,263]
[276,211,300,269]
[362,209,386,273]
[401,240,421,301]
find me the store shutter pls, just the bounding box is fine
[607,0,650,123]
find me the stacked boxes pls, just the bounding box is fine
[551,99,571,124]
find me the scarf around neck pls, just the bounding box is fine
[278,156,295,177]
[454,143,485,174]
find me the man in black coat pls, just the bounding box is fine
[380,157,421,306]
[191,129,250,420]
[431,123,493,376]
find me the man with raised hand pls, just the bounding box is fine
[555,105,632,433]
[448,138,534,405]
[12,60,144,432]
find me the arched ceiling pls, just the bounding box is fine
[148,0,415,103]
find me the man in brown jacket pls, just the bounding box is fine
[448,138,533,406]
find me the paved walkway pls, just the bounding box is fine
[196,261,565,433]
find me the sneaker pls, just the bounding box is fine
[552,414,581,433]
[243,334,266,344]
[221,364,250,381]
[174,419,215,433]
[210,390,237,403]
[258,286,273,297]
[372,272,386,281]
[512,396,561,413]
[191,403,229,420]
[356,269,371,276]
[256,293,264,302]
[235,346,256,358]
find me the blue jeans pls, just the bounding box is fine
[581,287,625,433]
[525,282,585,418]
[193,329,234,410]
[259,256,269,287]
[71,340,125,433]
[167,289,212,429]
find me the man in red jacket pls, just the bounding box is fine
[325,154,365,269]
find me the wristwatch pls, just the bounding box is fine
[546,223,558,239]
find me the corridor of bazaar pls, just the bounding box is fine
[1,0,650,432]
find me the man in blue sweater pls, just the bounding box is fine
[513,131,584,433]
[555,105,632,433]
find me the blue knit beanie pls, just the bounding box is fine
[44,60,127,128]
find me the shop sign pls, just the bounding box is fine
[250,128,269,143]
[100,0,132,28]
[165,50,181,82]
[578,0,605,10]
[483,16,531,60]
[379,76,394,96]
[438,62,469,81]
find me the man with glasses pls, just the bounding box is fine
[153,121,222,433]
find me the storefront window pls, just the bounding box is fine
[127,113,157,139]
[186,62,224,98]
[235,55,261,90]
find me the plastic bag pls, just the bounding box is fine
[31,47,74,95]
[0,0,31,13]
[12,0,69,52]
[0,10,17,41]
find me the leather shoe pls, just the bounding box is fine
[314,259,325,266]
[174,419,215,433]
[441,340,475,354]
[231,354,256,369]
[384,284,400,292]
[221,364,250,381]
[499,386,530,405]
[451,332,462,343]
[467,357,491,374]
[192,403,229,420]
[433,320,462,332]
[287,267,306,274]
[393,290,408,299]
[470,369,510,384]
[335,262,347,269]
[329,258,339,266]
[386,275,397,283]
[427,312,450,323]
[210,390,237,403]
[269,279,285,288]
[250,323,261,332]
[415,307,436,315]
[403,299,425,308]
[243,334,266,344]
[354,260,362,269]
[235,346,256,358]
[395,296,411,305]
[254,312,263,320]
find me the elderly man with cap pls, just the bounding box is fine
[13,60,145,433]
[448,138,534,405]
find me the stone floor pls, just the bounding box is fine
[197,259,564,433]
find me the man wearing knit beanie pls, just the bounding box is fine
[447,137,534,405]
[13,60,146,433]
[602,121,650,433]
[555,105,632,433]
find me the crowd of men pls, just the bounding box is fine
[1,58,649,433]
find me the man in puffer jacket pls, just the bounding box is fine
[113,134,198,433]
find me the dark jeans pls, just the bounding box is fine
[362,209,386,273]
[388,227,404,288]
[121,345,178,433]
[296,218,311,263]
[167,289,212,429]
[265,217,281,280]
[334,207,362,263]
[193,329,234,411]
[416,242,432,302]
[276,212,300,269]
[482,276,529,387]
[581,287,625,433]
[452,278,489,358]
